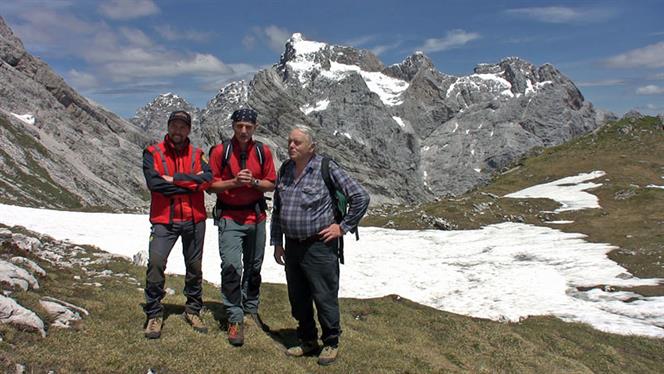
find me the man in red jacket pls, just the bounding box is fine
[208,108,276,346]
[142,110,212,339]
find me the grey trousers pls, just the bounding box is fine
[218,218,266,323]
[144,221,205,318]
[285,237,341,347]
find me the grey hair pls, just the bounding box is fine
[291,124,316,145]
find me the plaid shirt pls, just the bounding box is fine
[270,154,370,246]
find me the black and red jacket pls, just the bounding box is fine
[143,135,212,224]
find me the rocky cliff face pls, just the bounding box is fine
[0,17,150,211]
[132,33,601,205]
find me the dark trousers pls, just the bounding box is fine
[144,221,205,318]
[285,237,340,347]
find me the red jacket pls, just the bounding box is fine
[143,135,212,224]
[209,137,276,224]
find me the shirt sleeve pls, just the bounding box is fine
[142,149,192,196]
[173,150,213,191]
[269,173,283,246]
[329,161,370,234]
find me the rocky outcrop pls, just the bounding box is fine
[0,295,45,337]
[0,260,39,290]
[0,225,99,337]
[39,296,88,328]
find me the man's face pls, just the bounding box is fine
[288,129,314,162]
[167,120,190,145]
[232,121,256,145]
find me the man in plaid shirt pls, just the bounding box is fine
[271,124,369,366]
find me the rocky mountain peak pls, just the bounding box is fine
[278,33,384,85]
[130,93,199,143]
[206,81,249,111]
[384,51,436,81]
[196,81,250,147]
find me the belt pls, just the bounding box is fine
[285,234,323,246]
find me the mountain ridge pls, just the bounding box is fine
[134,32,601,204]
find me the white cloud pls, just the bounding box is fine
[198,63,261,92]
[340,35,400,56]
[66,69,99,90]
[118,27,153,48]
[506,6,615,23]
[576,79,624,87]
[154,25,212,43]
[644,103,664,111]
[636,85,664,95]
[9,7,244,87]
[242,34,257,49]
[371,42,401,56]
[263,25,290,53]
[605,42,664,68]
[98,0,159,20]
[103,53,232,81]
[418,29,480,53]
[11,9,96,52]
[343,35,376,47]
[243,25,291,53]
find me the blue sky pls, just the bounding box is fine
[2,0,663,117]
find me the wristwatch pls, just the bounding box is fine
[252,178,260,187]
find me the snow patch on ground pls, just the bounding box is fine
[505,171,606,212]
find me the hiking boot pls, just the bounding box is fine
[227,322,244,346]
[285,340,319,357]
[144,316,163,339]
[317,345,338,366]
[244,312,270,332]
[183,312,208,334]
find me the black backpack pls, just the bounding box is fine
[275,157,359,263]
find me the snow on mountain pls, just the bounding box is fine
[10,112,35,125]
[300,99,330,115]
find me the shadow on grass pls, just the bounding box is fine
[203,301,228,330]
[263,326,299,351]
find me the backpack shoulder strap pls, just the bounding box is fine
[254,141,265,167]
[274,159,292,215]
[321,157,336,200]
[221,139,233,171]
